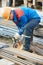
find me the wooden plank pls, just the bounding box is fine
[0,19,17,28]
[33,28,43,37]
[33,43,43,49]
[33,37,43,45]
[0,49,34,65]
[31,40,43,49]
[0,47,43,64]
[0,59,14,65]
[30,45,43,56]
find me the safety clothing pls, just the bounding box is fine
[10,7,41,51]
[10,7,41,35]
[23,19,40,51]
[14,33,20,39]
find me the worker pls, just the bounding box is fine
[2,7,41,51]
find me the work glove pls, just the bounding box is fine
[13,33,21,48]
[14,33,20,39]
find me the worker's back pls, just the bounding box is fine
[20,7,40,21]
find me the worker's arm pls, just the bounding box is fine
[14,15,28,39]
[18,15,28,35]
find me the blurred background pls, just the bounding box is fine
[0,0,43,11]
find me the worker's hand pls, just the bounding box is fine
[14,33,20,39]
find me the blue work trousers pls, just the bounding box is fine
[23,19,40,51]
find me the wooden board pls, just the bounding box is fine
[0,59,14,65]
[30,36,43,56]
[0,47,43,65]
[0,18,17,29]
[33,28,43,37]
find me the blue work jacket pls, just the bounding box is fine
[10,7,41,35]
